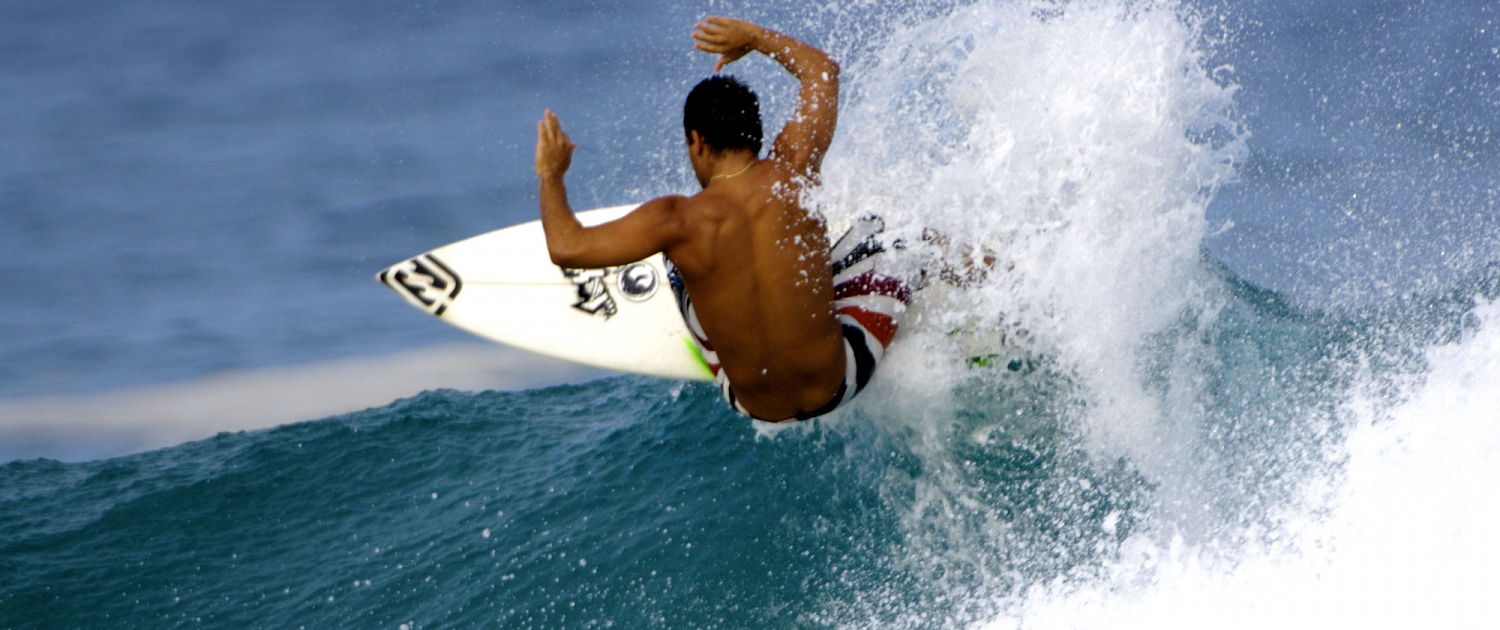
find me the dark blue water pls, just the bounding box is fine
[1,0,1494,398]
[2,0,1498,627]
[0,0,694,397]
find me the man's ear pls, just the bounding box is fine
[687,130,706,156]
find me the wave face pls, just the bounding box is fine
[5,284,1498,628]
[4,0,1498,628]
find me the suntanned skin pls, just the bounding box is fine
[535,16,843,421]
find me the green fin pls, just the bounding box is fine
[968,354,1033,372]
[685,337,714,378]
[967,353,1001,367]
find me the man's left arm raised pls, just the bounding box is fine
[536,109,686,269]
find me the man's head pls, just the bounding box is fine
[683,76,763,156]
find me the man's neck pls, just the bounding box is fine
[710,156,757,182]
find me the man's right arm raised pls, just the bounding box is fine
[691,17,840,178]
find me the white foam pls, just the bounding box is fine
[800,1,1489,625]
[970,301,1500,629]
[815,0,1243,470]
[797,4,1259,617]
[0,344,603,462]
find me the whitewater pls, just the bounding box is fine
[3,0,1497,628]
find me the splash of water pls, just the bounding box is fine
[816,0,1247,465]
[970,299,1500,629]
[817,0,1245,485]
[798,2,1495,627]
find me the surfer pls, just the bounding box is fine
[536,16,909,422]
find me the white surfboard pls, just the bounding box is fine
[377,204,715,381]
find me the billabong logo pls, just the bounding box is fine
[379,254,462,316]
[617,262,658,302]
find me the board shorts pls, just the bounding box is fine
[667,216,912,422]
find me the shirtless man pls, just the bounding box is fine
[535,16,909,421]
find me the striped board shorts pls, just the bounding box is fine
[668,215,912,422]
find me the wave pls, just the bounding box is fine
[5,274,1492,627]
[0,344,602,463]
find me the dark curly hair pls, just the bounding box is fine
[683,75,763,155]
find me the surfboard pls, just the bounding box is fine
[376,204,715,382]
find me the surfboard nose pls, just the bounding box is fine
[376,254,463,317]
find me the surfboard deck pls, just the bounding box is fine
[377,204,715,381]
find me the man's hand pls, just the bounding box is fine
[694,17,838,177]
[692,16,765,73]
[535,109,576,179]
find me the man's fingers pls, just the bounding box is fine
[692,30,725,46]
[695,41,732,58]
[540,110,569,147]
[544,109,565,141]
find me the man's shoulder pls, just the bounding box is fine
[641,193,690,211]
[630,194,691,226]
[677,189,738,220]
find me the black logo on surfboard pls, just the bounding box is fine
[379,254,462,316]
[562,267,618,319]
[560,262,660,319]
[617,262,658,302]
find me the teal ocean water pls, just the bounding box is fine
[3,0,1498,627]
[4,264,1498,628]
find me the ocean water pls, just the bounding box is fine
[3,0,1499,628]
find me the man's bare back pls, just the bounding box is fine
[662,162,846,419]
[535,17,903,421]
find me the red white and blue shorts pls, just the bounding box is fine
[668,216,912,422]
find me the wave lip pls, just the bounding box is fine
[0,344,602,463]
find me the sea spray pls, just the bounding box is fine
[791,0,1266,624]
[824,0,1243,439]
[800,1,1498,627]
